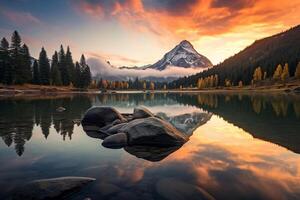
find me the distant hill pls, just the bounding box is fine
[171,25,300,87]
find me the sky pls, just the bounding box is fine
[0,0,299,67]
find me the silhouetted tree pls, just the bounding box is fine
[32,60,40,84]
[38,47,50,85]
[50,51,62,85]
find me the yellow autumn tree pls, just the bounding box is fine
[281,63,290,82]
[143,81,146,90]
[263,71,267,80]
[102,80,108,89]
[294,61,300,79]
[150,82,155,90]
[253,67,262,81]
[163,84,167,90]
[273,64,283,80]
[225,79,231,87]
[238,81,243,87]
[214,74,219,87]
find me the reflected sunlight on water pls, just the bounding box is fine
[0,93,300,199]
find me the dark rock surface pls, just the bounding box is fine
[81,107,126,131]
[82,106,212,161]
[102,132,128,149]
[119,117,188,146]
[132,106,155,119]
[12,176,96,200]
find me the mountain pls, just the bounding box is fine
[147,40,212,70]
[170,25,300,87]
[88,40,213,82]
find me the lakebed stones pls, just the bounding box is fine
[12,176,96,200]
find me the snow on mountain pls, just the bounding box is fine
[147,40,213,70]
[87,40,213,82]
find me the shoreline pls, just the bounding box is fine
[0,84,299,97]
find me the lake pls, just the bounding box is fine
[0,92,300,200]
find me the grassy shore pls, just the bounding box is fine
[1,80,300,97]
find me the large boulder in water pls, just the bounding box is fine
[81,107,126,131]
[132,106,154,119]
[102,117,188,147]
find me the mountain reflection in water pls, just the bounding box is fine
[0,93,300,200]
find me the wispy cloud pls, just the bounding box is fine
[86,51,141,66]
[0,8,42,26]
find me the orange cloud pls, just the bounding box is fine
[76,0,300,39]
[75,0,300,64]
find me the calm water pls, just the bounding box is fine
[0,93,300,200]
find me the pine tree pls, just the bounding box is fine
[10,31,22,84]
[65,46,75,84]
[79,55,91,88]
[273,64,283,80]
[0,37,10,84]
[38,47,50,85]
[32,60,40,84]
[21,44,32,83]
[295,62,300,79]
[74,61,81,88]
[50,51,62,85]
[281,63,290,82]
[58,45,70,86]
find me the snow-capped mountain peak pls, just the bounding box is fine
[148,40,213,71]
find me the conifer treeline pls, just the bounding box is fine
[0,31,91,88]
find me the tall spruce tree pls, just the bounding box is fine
[21,44,32,83]
[50,51,62,86]
[0,37,10,84]
[74,61,82,88]
[10,31,22,84]
[58,45,70,86]
[32,60,40,84]
[38,47,50,85]
[65,46,75,84]
[79,54,91,88]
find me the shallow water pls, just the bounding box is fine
[0,93,300,200]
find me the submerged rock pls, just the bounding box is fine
[132,106,154,119]
[81,107,126,131]
[12,176,96,200]
[56,106,66,112]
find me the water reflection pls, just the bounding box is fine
[0,95,92,156]
[0,93,300,199]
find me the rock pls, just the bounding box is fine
[294,87,300,93]
[56,106,66,112]
[105,123,127,135]
[81,107,126,131]
[156,178,215,200]
[119,117,188,146]
[12,176,96,200]
[102,132,128,149]
[132,106,154,119]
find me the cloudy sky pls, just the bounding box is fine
[0,0,299,67]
